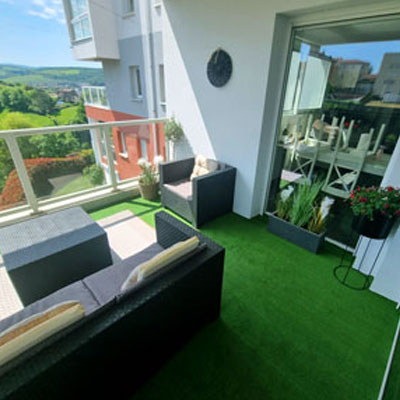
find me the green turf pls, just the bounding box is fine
[90,198,398,400]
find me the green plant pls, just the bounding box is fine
[276,181,334,234]
[385,134,398,146]
[83,164,104,185]
[289,181,323,228]
[165,117,184,142]
[349,186,400,220]
[276,186,294,220]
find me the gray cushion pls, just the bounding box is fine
[83,243,163,305]
[164,179,192,200]
[0,280,100,335]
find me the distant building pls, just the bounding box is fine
[355,74,377,95]
[373,53,400,102]
[329,58,371,89]
[57,88,79,103]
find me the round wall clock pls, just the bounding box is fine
[207,48,232,88]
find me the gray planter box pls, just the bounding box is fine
[267,213,325,254]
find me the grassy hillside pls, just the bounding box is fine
[0,64,104,88]
[0,105,81,130]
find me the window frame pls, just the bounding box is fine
[129,66,143,100]
[119,131,128,157]
[69,0,92,42]
[159,64,166,104]
[123,0,135,16]
[140,139,148,160]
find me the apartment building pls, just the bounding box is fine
[62,0,166,182]
[374,52,400,102]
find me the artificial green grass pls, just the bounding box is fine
[90,198,399,400]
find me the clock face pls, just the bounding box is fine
[207,49,232,88]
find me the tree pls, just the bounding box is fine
[68,99,91,147]
[0,112,35,190]
[27,88,55,115]
[29,132,81,158]
[0,86,30,112]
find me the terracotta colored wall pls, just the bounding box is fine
[85,106,166,181]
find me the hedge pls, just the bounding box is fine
[0,152,93,210]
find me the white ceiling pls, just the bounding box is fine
[297,17,400,45]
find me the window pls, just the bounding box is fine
[69,0,91,41]
[129,66,143,100]
[140,139,148,160]
[119,131,128,155]
[123,0,135,15]
[159,64,166,104]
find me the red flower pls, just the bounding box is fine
[384,203,390,209]
[395,210,400,216]
[350,192,355,199]
[359,197,367,203]
[387,186,394,192]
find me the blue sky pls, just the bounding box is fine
[0,0,100,68]
[322,40,400,73]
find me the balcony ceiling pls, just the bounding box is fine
[297,17,400,45]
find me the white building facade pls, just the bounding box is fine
[161,0,400,303]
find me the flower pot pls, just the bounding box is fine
[351,214,395,239]
[139,182,159,201]
[267,213,326,253]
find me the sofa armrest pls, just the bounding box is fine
[155,211,222,252]
[159,158,195,185]
[192,166,236,227]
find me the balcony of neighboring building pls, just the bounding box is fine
[82,86,110,109]
[62,0,120,61]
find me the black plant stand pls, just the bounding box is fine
[333,233,387,291]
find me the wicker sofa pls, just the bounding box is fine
[160,157,236,228]
[0,212,225,400]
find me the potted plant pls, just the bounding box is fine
[349,186,400,239]
[138,156,163,201]
[267,182,334,253]
[165,117,184,160]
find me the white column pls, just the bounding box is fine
[102,127,118,191]
[5,135,39,213]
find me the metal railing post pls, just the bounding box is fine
[102,127,118,191]
[5,135,39,213]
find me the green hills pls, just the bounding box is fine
[0,64,104,88]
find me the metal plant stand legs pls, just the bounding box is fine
[333,234,386,290]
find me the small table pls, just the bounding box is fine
[0,207,113,306]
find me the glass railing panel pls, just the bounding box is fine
[0,138,28,211]
[16,129,108,201]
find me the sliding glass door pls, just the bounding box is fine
[268,16,400,246]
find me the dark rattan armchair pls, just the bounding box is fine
[160,157,236,228]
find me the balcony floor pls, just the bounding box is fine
[90,198,399,400]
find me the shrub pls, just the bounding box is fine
[0,154,93,208]
[83,164,104,186]
[165,117,184,142]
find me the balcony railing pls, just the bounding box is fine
[0,118,167,226]
[82,86,110,108]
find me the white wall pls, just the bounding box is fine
[360,138,400,302]
[162,0,384,218]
